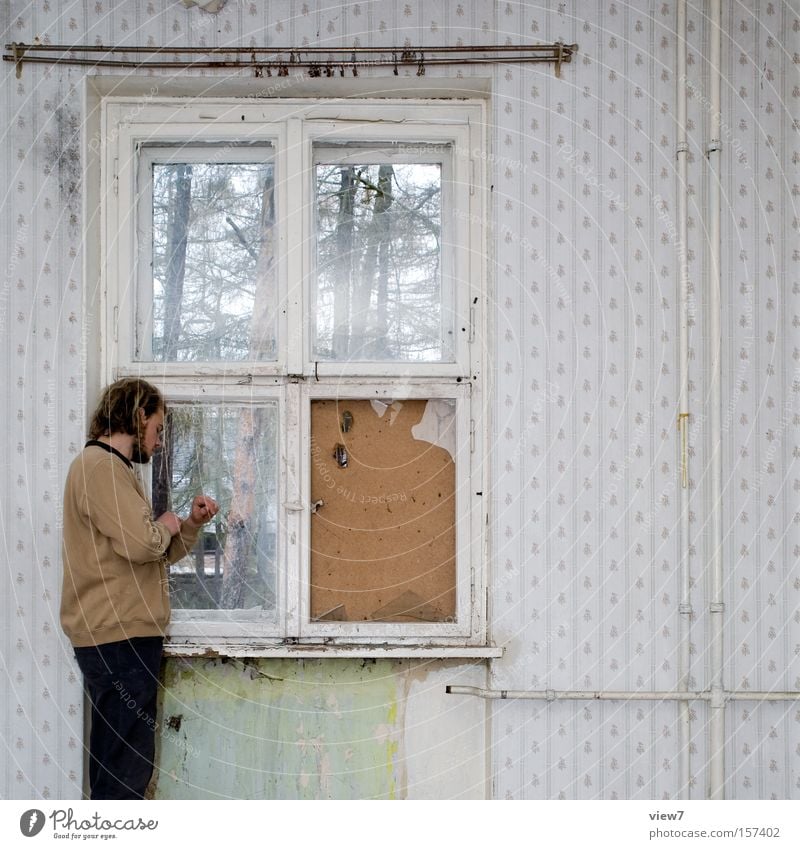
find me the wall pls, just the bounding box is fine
[490,0,799,800]
[492,0,685,798]
[1,0,797,800]
[155,658,485,799]
[718,0,800,798]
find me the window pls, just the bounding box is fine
[102,97,487,649]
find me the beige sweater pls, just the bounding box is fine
[60,442,199,647]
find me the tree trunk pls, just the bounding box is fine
[220,171,275,609]
[374,165,394,358]
[162,164,192,360]
[152,165,192,516]
[353,165,393,358]
[332,166,356,359]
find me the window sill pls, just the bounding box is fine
[163,641,504,659]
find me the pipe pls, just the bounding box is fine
[447,686,711,701]
[675,0,692,801]
[446,686,800,702]
[707,0,725,801]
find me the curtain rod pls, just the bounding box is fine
[4,41,578,79]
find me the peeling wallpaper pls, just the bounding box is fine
[155,658,486,799]
[0,0,797,800]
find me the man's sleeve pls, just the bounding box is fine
[83,462,172,564]
[165,523,201,566]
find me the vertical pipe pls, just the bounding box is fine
[675,0,692,800]
[706,0,725,800]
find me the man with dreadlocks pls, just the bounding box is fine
[61,378,218,799]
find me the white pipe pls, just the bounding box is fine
[675,0,692,801]
[707,0,725,801]
[727,693,800,701]
[447,686,710,701]
[446,686,800,702]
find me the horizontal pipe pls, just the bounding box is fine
[446,686,800,702]
[446,686,710,701]
[727,692,800,701]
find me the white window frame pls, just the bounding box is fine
[101,97,489,652]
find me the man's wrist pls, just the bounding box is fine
[183,516,201,530]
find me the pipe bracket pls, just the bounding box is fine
[679,603,693,615]
[705,139,722,156]
[709,686,727,709]
[709,602,724,613]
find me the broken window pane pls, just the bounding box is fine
[146,151,277,362]
[312,149,451,363]
[153,402,278,613]
[310,398,456,623]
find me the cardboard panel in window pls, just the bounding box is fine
[310,399,456,623]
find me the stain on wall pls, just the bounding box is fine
[154,657,485,800]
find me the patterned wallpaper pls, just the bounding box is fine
[491,0,685,798]
[719,0,799,799]
[0,0,796,799]
[2,10,86,797]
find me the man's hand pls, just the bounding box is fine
[156,511,182,537]
[184,495,220,529]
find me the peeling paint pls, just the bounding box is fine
[154,657,485,799]
[156,657,404,799]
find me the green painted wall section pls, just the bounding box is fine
[154,657,405,799]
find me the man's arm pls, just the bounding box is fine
[164,495,220,565]
[165,495,220,565]
[165,522,200,565]
[83,461,172,563]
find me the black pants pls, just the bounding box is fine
[73,637,163,800]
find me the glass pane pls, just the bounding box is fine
[313,156,450,362]
[310,398,456,622]
[152,403,278,613]
[148,156,276,361]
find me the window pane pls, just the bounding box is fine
[152,403,278,613]
[310,398,456,622]
[313,156,450,362]
[148,156,276,361]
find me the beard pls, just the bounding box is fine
[130,435,151,465]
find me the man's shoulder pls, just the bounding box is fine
[68,444,133,482]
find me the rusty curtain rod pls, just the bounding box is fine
[4,41,577,79]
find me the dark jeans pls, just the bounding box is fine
[73,637,163,800]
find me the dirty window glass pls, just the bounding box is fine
[143,150,277,362]
[312,147,451,363]
[152,402,279,614]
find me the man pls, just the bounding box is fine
[61,378,218,800]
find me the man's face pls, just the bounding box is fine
[131,407,164,465]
